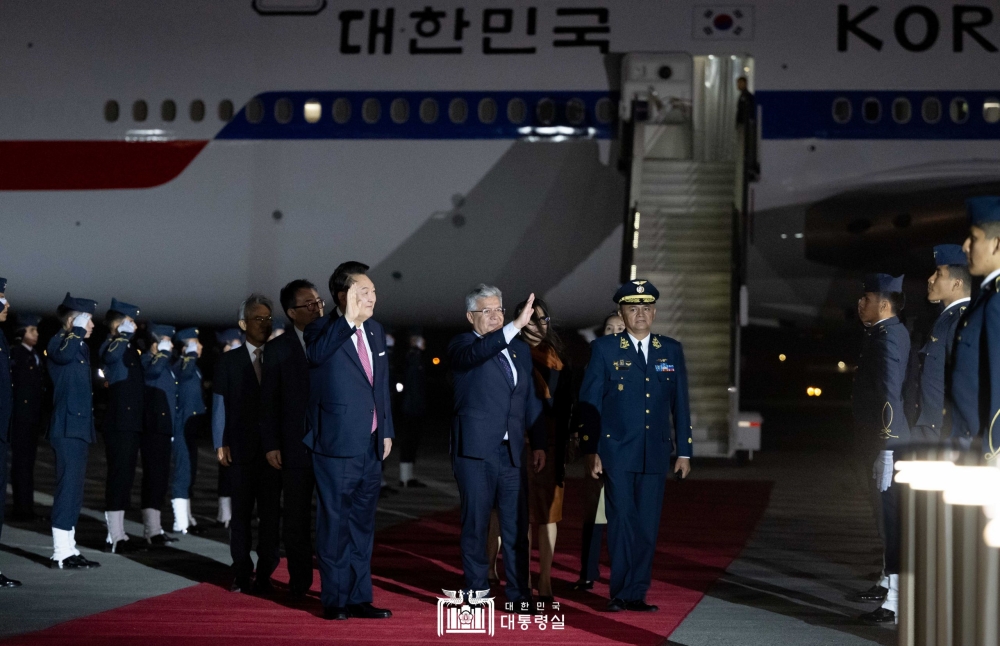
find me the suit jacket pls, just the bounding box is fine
[11,342,46,430]
[447,327,543,468]
[911,301,967,442]
[950,278,1000,459]
[47,327,95,443]
[578,332,692,473]
[0,332,11,443]
[303,314,394,459]
[213,344,264,464]
[142,350,179,437]
[852,316,911,450]
[261,329,312,467]
[99,333,144,433]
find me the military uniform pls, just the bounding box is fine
[0,279,22,587]
[99,298,144,552]
[579,279,692,609]
[47,293,101,569]
[170,328,206,534]
[140,324,180,544]
[9,313,46,521]
[911,246,969,444]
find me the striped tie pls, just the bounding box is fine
[356,328,377,433]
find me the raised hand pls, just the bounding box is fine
[513,293,536,330]
[344,282,362,326]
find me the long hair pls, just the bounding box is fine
[513,297,564,356]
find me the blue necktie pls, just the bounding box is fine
[636,340,647,371]
[497,352,515,389]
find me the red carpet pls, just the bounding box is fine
[3,479,771,645]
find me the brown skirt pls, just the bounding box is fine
[526,434,564,524]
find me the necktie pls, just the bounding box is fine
[356,328,377,433]
[253,347,262,384]
[636,339,647,372]
[497,352,515,389]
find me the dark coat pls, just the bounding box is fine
[11,342,46,431]
[213,344,264,464]
[47,327,95,443]
[261,329,311,467]
[142,350,178,437]
[99,333,144,433]
[852,316,911,450]
[911,301,967,442]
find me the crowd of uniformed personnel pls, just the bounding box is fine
[849,195,1000,625]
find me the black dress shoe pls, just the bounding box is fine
[401,479,429,488]
[572,579,594,591]
[347,602,392,619]
[230,577,252,593]
[147,533,178,546]
[0,574,22,588]
[625,600,659,612]
[50,554,101,569]
[606,598,627,612]
[252,578,274,597]
[323,606,349,620]
[850,584,888,602]
[860,607,896,624]
[183,525,207,536]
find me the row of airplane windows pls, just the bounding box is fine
[103,96,617,127]
[832,96,1000,125]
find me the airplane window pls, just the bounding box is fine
[132,100,148,122]
[218,100,234,122]
[303,100,321,123]
[831,98,851,124]
[536,98,556,126]
[190,100,206,122]
[245,98,263,124]
[362,98,381,124]
[275,98,294,124]
[950,98,969,124]
[922,97,941,124]
[984,99,1000,124]
[104,100,119,122]
[862,98,881,124]
[419,98,438,124]
[449,98,468,124]
[161,100,177,122]
[594,97,614,124]
[332,98,351,124]
[507,98,527,124]
[390,98,410,124]
[478,98,497,124]
[891,98,911,124]
[566,98,586,125]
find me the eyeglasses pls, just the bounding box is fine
[246,316,273,324]
[290,299,325,312]
[531,316,551,324]
[470,308,505,316]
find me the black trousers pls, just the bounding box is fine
[282,464,316,594]
[105,430,141,511]
[0,439,7,541]
[185,415,205,499]
[580,522,605,581]
[229,454,282,582]
[397,414,424,464]
[10,419,41,516]
[882,483,901,575]
[140,433,172,510]
[218,463,232,497]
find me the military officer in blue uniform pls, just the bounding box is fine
[909,246,971,444]
[851,273,910,624]
[47,292,101,569]
[10,313,47,523]
[99,298,144,553]
[170,327,206,534]
[952,196,1000,460]
[0,279,23,587]
[578,279,692,613]
[141,324,180,545]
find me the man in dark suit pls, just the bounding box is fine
[448,285,545,612]
[10,313,47,523]
[304,262,394,620]
[213,294,281,595]
[0,279,22,588]
[261,279,324,599]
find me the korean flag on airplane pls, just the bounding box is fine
[693,6,755,40]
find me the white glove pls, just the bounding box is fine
[184,340,198,354]
[157,339,173,353]
[72,313,92,329]
[117,319,136,334]
[873,450,894,492]
[229,340,242,350]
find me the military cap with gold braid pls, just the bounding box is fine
[614,279,659,304]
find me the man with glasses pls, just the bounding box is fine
[448,284,546,613]
[213,294,281,595]
[261,279,324,600]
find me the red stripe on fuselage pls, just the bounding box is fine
[0,140,208,191]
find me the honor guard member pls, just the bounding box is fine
[99,298,144,553]
[953,196,1000,460]
[578,279,692,613]
[141,324,179,545]
[851,273,910,624]
[0,279,22,587]
[214,328,242,526]
[48,293,101,569]
[910,246,971,445]
[171,328,205,534]
[10,313,47,522]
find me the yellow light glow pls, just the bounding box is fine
[431,357,441,365]
[806,387,815,396]
[304,100,322,123]
[778,354,786,362]
[814,388,822,396]
[985,519,1000,548]
[942,467,1000,506]
[837,361,846,370]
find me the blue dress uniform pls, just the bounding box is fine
[47,293,100,568]
[579,280,693,607]
[950,196,1000,460]
[140,324,180,543]
[170,327,206,533]
[10,313,46,521]
[910,246,969,444]
[98,298,144,550]
[0,279,20,586]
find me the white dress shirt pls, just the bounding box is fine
[475,322,520,440]
[22,343,39,364]
[943,296,971,313]
[627,332,650,362]
[349,321,374,376]
[982,267,1000,289]
[245,340,260,362]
